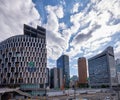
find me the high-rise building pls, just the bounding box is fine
[88,46,118,88]
[78,57,87,85]
[57,55,70,88]
[0,24,47,96]
[116,59,120,65]
[46,68,50,87]
[115,59,120,84]
[50,67,63,89]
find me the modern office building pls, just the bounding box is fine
[50,67,63,89]
[115,59,120,84]
[0,24,47,96]
[78,57,87,85]
[46,68,50,87]
[57,55,70,88]
[88,46,118,88]
[116,59,120,66]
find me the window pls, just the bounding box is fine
[12,47,16,52]
[3,78,6,83]
[20,47,24,52]
[15,62,19,67]
[11,67,15,72]
[27,42,29,46]
[5,58,8,62]
[9,52,12,57]
[8,62,11,67]
[4,68,7,72]
[7,73,10,78]
[15,72,18,77]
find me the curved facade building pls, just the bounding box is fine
[0,25,47,95]
[78,57,87,85]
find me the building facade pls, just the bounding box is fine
[57,55,70,88]
[116,59,120,84]
[46,68,50,87]
[88,46,118,88]
[50,67,63,89]
[0,24,47,96]
[78,57,87,85]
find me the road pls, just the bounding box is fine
[47,93,118,100]
[33,92,117,100]
[1,88,118,100]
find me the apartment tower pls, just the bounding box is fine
[78,57,87,86]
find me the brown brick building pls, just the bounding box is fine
[78,57,87,85]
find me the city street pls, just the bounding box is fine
[28,91,117,100]
[47,92,117,100]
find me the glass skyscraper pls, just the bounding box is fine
[88,46,118,88]
[57,55,70,88]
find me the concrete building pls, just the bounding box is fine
[78,57,87,85]
[46,68,50,87]
[116,59,120,65]
[88,46,118,88]
[50,68,63,89]
[57,55,70,88]
[0,24,47,96]
[116,59,120,84]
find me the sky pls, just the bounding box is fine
[0,0,120,77]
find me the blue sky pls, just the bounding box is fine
[0,0,120,77]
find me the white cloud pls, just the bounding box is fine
[65,46,83,59]
[71,3,80,13]
[45,5,67,60]
[45,9,59,32]
[45,5,64,19]
[1,0,120,64]
[115,41,120,59]
[46,30,66,60]
[55,6,64,18]
[68,0,120,59]
[0,0,41,42]
[91,37,111,50]
[71,64,78,69]
[47,60,56,69]
[59,22,66,30]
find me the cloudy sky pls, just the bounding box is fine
[0,0,120,77]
